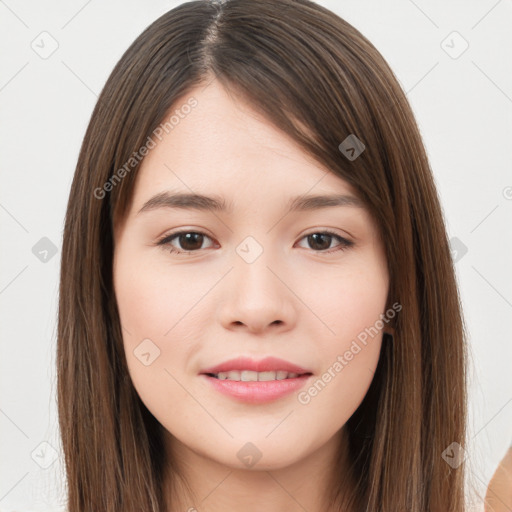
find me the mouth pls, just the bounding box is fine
[204,370,313,381]
[199,356,313,403]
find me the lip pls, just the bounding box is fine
[199,356,313,404]
[200,356,311,375]
[201,374,313,404]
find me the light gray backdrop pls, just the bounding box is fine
[1,0,511,510]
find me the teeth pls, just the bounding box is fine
[213,370,301,381]
[240,370,258,381]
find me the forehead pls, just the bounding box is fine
[128,80,362,211]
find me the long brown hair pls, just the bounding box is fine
[57,0,469,510]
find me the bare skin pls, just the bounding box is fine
[485,446,512,512]
[113,78,391,511]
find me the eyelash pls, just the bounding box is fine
[155,229,354,255]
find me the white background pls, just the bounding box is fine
[0,0,511,510]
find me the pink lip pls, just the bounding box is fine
[200,356,311,375]
[201,374,312,404]
[199,356,313,404]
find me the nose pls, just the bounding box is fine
[217,251,297,334]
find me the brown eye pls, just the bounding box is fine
[157,231,214,254]
[297,231,354,253]
[175,232,205,251]
[307,233,332,251]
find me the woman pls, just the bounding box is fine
[57,0,469,510]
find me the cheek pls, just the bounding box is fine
[295,341,382,450]
[294,286,385,442]
[295,257,388,420]
[113,250,200,409]
[114,246,212,341]
[114,269,175,366]
[312,252,389,345]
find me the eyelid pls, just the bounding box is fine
[156,226,211,241]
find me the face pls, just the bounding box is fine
[113,79,390,472]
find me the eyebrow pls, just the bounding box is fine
[137,191,365,215]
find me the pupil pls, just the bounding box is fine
[181,233,203,250]
[309,233,330,250]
